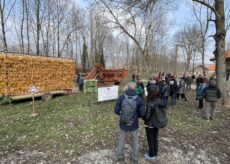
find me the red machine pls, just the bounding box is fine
[85,64,128,85]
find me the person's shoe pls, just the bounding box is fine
[144,152,156,161]
[131,159,138,164]
[114,156,125,162]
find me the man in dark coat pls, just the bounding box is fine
[114,82,145,163]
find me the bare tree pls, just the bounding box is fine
[0,0,16,52]
[98,0,169,73]
[191,2,211,76]
[192,0,229,106]
[175,24,201,74]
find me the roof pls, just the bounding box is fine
[226,49,230,58]
[207,65,215,71]
[210,49,230,61]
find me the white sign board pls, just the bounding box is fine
[98,86,119,102]
[28,86,40,94]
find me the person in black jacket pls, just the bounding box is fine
[196,74,203,87]
[169,77,178,107]
[202,79,222,120]
[144,85,166,161]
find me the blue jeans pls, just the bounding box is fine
[163,96,169,107]
[171,94,177,106]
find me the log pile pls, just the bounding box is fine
[0,53,75,95]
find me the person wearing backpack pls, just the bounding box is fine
[202,79,222,120]
[196,78,207,109]
[144,85,167,161]
[177,77,188,101]
[114,82,145,163]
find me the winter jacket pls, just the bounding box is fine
[135,85,143,96]
[169,79,178,96]
[185,76,193,85]
[203,84,222,102]
[161,84,171,97]
[144,98,166,128]
[196,77,203,85]
[178,80,186,94]
[196,83,207,100]
[114,89,145,131]
[78,76,84,86]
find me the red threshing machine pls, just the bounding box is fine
[84,64,128,85]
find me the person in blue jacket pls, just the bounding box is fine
[114,82,145,163]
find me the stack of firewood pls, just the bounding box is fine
[0,53,75,95]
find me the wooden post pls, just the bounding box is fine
[30,94,38,117]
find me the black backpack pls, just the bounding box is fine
[120,94,138,125]
[152,106,167,128]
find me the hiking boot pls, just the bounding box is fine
[114,156,125,162]
[210,117,214,120]
[131,159,138,164]
[144,152,156,161]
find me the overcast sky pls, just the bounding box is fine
[75,0,230,65]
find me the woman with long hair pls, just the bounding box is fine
[144,85,166,161]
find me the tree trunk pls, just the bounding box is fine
[202,48,206,76]
[36,0,40,55]
[0,2,8,52]
[215,0,229,105]
[143,49,150,74]
[20,0,25,54]
[25,0,30,54]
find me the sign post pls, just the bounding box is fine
[28,86,39,117]
[91,85,119,107]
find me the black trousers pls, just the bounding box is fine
[177,93,187,101]
[145,127,159,157]
[79,85,83,91]
[198,99,203,108]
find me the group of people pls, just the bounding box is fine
[195,75,222,120]
[135,73,188,108]
[114,73,222,163]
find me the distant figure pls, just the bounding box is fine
[185,75,193,90]
[196,78,207,109]
[202,79,222,120]
[161,80,171,107]
[155,73,161,84]
[114,82,145,163]
[77,74,84,91]
[147,78,156,92]
[196,74,203,87]
[136,79,144,97]
[177,77,188,101]
[132,73,136,82]
[169,77,178,107]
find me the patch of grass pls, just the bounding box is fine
[0,90,228,158]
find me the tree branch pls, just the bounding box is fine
[192,0,219,17]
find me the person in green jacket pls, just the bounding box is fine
[135,80,144,97]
